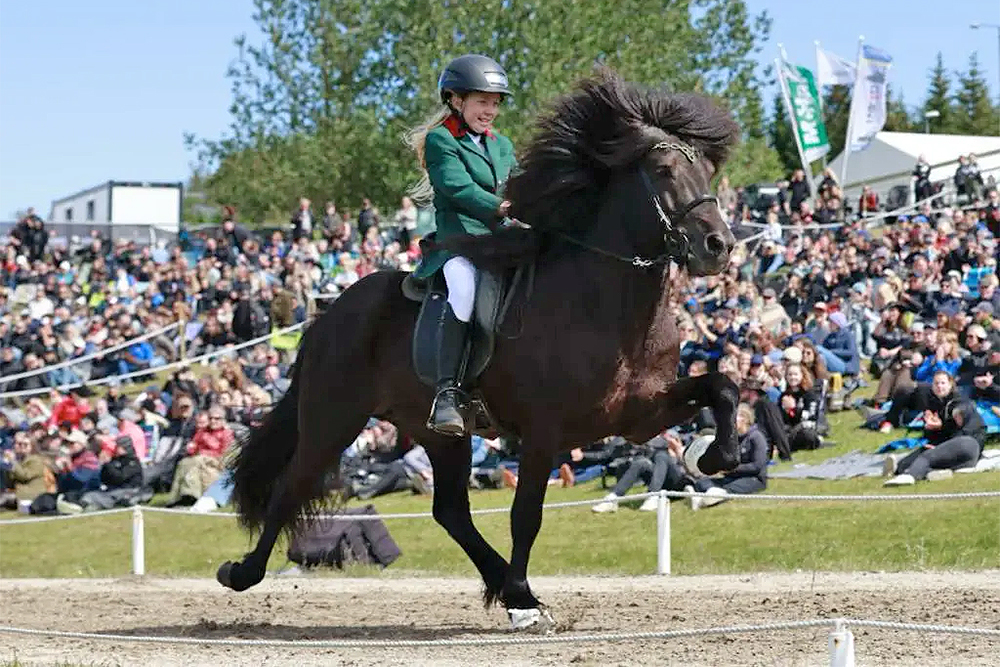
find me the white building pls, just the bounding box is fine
[48,181,183,233]
[828,132,1000,206]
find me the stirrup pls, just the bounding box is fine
[427,387,468,436]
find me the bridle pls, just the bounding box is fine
[557,140,719,269]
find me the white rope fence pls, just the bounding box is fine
[740,187,953,231]
[0,321,308,399]
[1,616,997,647]
[0,322,180,384]
[0,616,996,667]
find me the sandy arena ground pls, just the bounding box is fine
[1,571,998,666]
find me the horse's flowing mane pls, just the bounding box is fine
[440,67,740,268]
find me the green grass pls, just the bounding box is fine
[2,404,999,579]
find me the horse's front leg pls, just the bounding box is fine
[501,440,556,632]
[659,371,740,475]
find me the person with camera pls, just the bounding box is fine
[884,371,985,485]
[912,155,932,202]
[869,303,909,379]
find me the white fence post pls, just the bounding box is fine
[656,491,670,575]
[131,506,145,577]
[828,619,856,667]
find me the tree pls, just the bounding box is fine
[884,84,914,132]
[180,171,221,225]
[722,137,784,186]
[954,52,997,135]
[922,52,955,133]
[821,85,851,158]
[767,91,799,174]
[186,0,774,221]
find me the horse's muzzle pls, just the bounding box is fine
[686,230,734,276]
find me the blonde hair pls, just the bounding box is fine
[938,330,961,361]
[404,105,453,206]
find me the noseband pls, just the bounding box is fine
[558,140,719,270]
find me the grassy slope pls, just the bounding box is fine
[2,388,999,577]
[2,405,998,578]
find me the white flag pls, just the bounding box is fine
[846,45,893,153]
[815,44,856,87]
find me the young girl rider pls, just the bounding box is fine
[407,54,516,436]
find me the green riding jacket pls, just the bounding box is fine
[412,117,516,280]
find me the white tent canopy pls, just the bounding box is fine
[827,131,1000,205]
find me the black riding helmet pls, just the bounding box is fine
[438,54,511,104]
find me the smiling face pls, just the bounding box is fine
[453,91,503,134]
[785,364,803,388]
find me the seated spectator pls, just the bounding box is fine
[57,435,149,514]
[858,185,879,216]
[0,408,19,451]
[884,371,986,485]
[796,338,829,386]
[912,330,962,383]
[759,287,791,335]
[0,432,55,509]
[342,422,432,499]
[815,312,860,377]
[117,337,165,377]
[116,409,147,461]
[469,436,523,489]
[99,436,144,490]
[736,357,791,461]
[957,324,995,399]
[686,403,768,510]
[869,304,909,379]
[47,387,92,429]
[779,363,824,451]
[166,407,234,507]
[590,431,689,513]
[53,431,101,493]
[260,364,291,402]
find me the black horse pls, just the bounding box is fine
[218,68,741,629]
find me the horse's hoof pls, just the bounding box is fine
[508,607,555,634]
[683,434,714,474]
[217,561,236,590]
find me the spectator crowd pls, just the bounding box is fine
[2,159,998,518]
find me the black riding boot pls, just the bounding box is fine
[428,303,470,436]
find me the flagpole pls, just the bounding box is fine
[815,41,828,170]
[775,50,818,204]
[839,35,865,199]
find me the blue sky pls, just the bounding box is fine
[1,0,998,218]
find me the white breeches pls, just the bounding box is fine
[443,256,477,323]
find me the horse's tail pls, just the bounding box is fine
[231,357,301,532]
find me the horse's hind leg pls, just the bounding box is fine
[423,435,510,607]
[218,403,368,592]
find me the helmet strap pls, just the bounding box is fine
[449,108,480,136]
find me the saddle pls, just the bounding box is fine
[403,263,531,439]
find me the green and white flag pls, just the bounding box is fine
[781,60,830,163]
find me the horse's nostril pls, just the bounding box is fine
[705,233,729,257]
